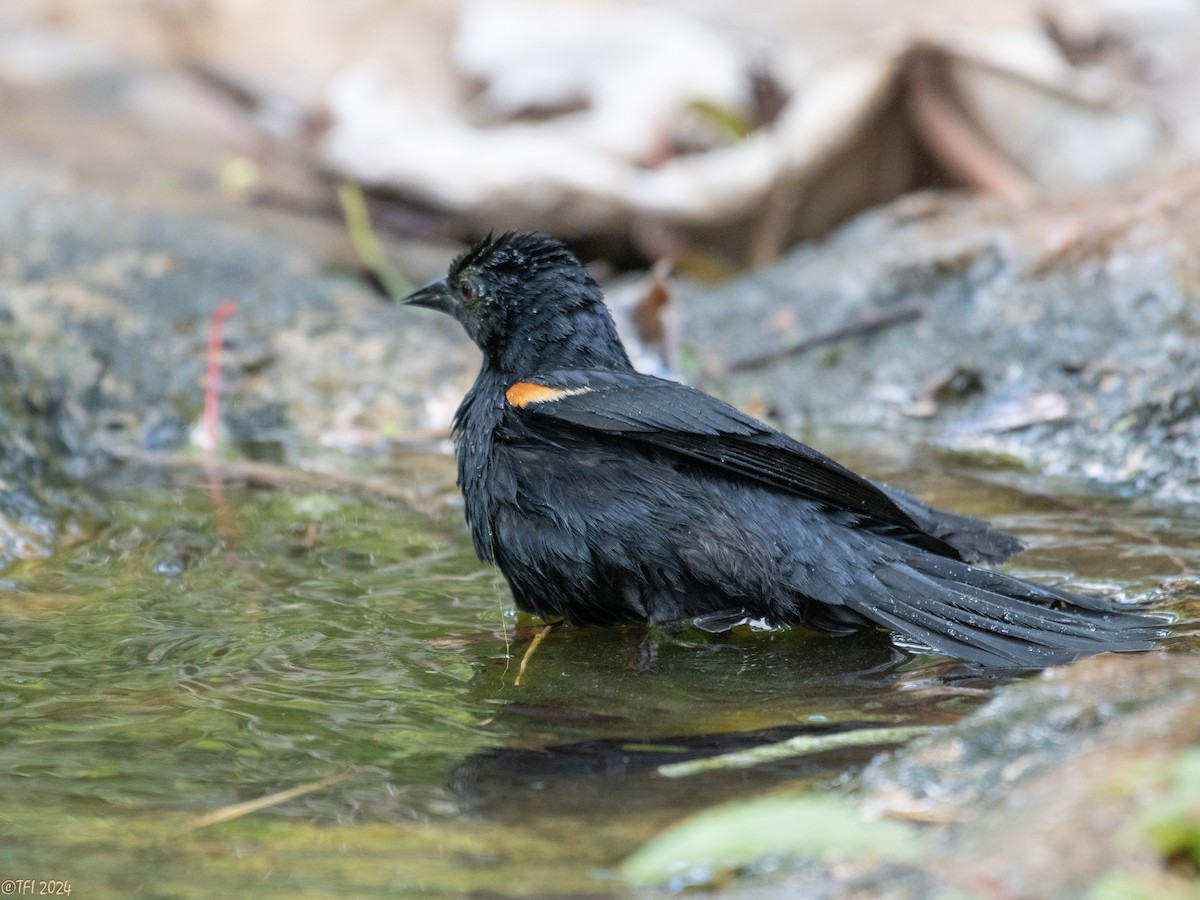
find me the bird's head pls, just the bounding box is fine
[403,232,631,375]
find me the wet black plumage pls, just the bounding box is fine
[404,232,1165,667]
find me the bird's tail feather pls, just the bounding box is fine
[846,554,1167,668]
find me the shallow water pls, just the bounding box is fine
[1,449,1198,897]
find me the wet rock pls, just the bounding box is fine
[858,652,1200,897]
[0,337,96,566]
[705,653,1200,899]
[0,176,468,468]
[862,652,1200,809]
[0,173,470,563]
[687,169,1200,501]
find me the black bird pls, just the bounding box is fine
[404,232,1164,667]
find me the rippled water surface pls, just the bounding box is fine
[2,449,1198,897]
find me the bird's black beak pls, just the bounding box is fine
[402,279,456,314]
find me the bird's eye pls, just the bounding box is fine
[459,279,479,303]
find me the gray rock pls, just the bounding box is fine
[0,175,469,563]
[686,176,1200,501]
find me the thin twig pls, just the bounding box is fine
[658,725,936,778]
[337,181,414,300]
[204,300,239,539]
[185,770,354,830]
[514,624,553,686]
[202,299,239,463]
[103,444,443,501]
[728,302,924,373]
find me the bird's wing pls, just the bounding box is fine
[505,368,957,554]
[873,482,1026,565]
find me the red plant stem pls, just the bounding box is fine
[204,300,239,467]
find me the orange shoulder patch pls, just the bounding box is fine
[505,382,592,408]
